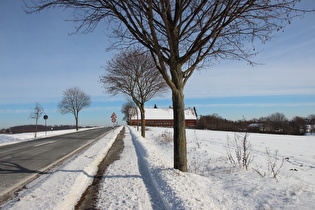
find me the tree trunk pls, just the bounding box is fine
[172,89,188,172]
[140,105,145,137]
[35,118,38,138]
[75,112,79,131]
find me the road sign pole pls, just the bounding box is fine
[111,112,117,128]
[43,115,48,136]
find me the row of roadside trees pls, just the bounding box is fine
[29,0,313,172]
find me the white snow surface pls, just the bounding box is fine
[131,108,197,120]
[1,126,315,209]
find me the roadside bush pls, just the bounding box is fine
[253,148,285,180]
[188,130,211,175]
[266,148,285,180]
[226,132,253,170]
[158,130,173,144]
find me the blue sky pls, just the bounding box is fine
[0,0,314,129]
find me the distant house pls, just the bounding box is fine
[248,123,264,132]
[129,107,198,127]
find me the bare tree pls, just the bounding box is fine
[307,114,315,134]
[29,0,312,172]
[121,101,136,124]
[100,48,168,137]
[290,116,306,134]
[266,112,288,132]
[58,87,91,131]
[29,102,44,137]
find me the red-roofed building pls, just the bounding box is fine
[129,107,197,127]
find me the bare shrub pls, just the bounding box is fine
[158,130,173,144]
[226,132,253,170]
[253,148,285,180]
[265,148,284,180]
[189,152,211,175]
[188,130,211,175]
[253,165,267,178]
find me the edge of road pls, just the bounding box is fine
[0,126,121,205]
[0,127,102,148]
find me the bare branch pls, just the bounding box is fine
[29,102,44,137]
[100,48,168,137]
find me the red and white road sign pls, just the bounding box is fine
[111,112,117,119]
[111,112,117,124]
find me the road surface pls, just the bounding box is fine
[0,127,112,201]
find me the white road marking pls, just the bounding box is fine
[34,141,56,147]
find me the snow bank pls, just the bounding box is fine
[128,126,220,209]
[96,126,218,209]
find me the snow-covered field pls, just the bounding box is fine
[145,127,315,209]
[1,126,315,209]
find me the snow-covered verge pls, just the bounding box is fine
[90,126,216,209]
[126,126,220,209]
[0,127,123,210]
[133,127,315,209]
[96,127,163,209]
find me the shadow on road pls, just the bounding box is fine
[0,161,43,174]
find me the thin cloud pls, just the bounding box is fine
[194,102,315,108]
[0,109,30,114]
[85,106,121,112]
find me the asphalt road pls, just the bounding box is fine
[0,127,112,201]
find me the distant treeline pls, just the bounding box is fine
[0,125,95,134]
[196,112,315,135]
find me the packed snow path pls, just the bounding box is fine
[96,126,166,209]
